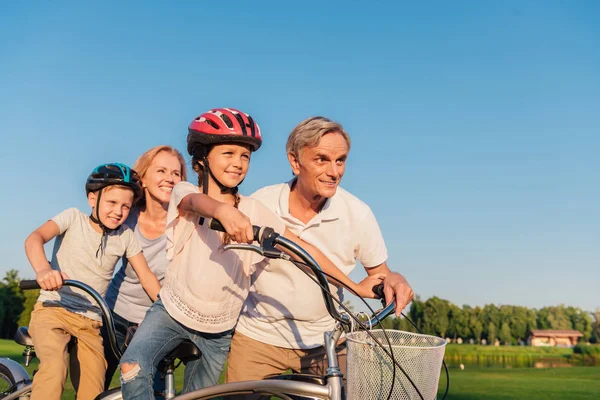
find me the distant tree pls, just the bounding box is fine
[397,316,416,332]
[509,306,536,341]
[409,295,425,331]
[423,297,450,338]
[17,288,40,327]
[499,322,512,345]
[471,320,483,343]
[590,309,600,344]
[448,304,470,340]
[565,306,593,341]
[542,306,572,330]
[487,322,497,344]
[0,270,25,338]
[482,304,501,340]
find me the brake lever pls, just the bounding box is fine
[222,244,264,255]
[222,244,290,260]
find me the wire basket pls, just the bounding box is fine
[346,329,446,400]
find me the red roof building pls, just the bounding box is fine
[527,329,583,347]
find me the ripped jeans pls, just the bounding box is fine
[120,299,232,399]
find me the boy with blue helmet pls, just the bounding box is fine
[24,163,161,400]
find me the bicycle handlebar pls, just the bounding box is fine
[208,219,396,327]
[207,218,276,244]
[19,279,123,360]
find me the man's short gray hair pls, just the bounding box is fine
[285,116,351,156]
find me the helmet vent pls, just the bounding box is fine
[221,114,234,129]
[205,119,220,130]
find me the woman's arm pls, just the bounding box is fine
[24,220,70,290]
[281,229,385,298]
[127,252,161,301]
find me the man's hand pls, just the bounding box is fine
[382,272,414,316]
[36,267,69,291]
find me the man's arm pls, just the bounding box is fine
[367,262,414,316]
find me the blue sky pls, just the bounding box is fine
[1,1,598,312]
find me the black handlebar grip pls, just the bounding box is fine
[20,280,42,290]
[372,283,385,300]
[208,218,261,241]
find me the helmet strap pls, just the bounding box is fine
[202,157,239,196]
[198,156,238,226]
[89,188,117,258]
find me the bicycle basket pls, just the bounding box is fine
[346,329,446,400]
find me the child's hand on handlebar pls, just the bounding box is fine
[213,204,254,244]
[353,273,386,298]
[36,267,70,291]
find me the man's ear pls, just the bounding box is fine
[287,152,300,176]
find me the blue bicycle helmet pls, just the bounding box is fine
[85,163,142,256]
[85,163,142,200]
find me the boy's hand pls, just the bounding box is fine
[36,268,70,291]
[353,273,386,298]
[214,204,254,244]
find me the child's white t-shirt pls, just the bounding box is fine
[37,208,141,321]
[160,181,286,334]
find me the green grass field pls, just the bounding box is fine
[2,339,600,399]
[437,367,600,400]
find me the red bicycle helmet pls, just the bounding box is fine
[187,108,262,156]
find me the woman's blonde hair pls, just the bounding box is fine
[133,145,187,207]
[285,116,351,158]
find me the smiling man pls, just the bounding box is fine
[226,116,414,391]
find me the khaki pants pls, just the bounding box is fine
[29,302,107,400]
[226,331,346,399]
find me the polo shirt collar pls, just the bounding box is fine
[279,178,340,225]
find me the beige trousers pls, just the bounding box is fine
[29,302,107,400]
[226,331,346,399]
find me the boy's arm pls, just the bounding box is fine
[24,220,70,290]
[127,252,161,301]
[281,229,384,298]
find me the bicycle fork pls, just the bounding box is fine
[324,326,345,400]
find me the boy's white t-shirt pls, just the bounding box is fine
[159,181,286,334]
[37,208,141,321]
[235,180,388,349]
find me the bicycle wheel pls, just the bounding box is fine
[0,363,17,398]
[94,386,122,400]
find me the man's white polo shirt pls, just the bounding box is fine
[235,179,388,349]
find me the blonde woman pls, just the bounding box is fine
[103,145,187,388]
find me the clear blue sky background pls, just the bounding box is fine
[1,1,598,312]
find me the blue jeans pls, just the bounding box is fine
[101,310,165,393]
[120,299,232,399]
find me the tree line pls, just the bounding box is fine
[2,269,600,345]
[379,295,599,345]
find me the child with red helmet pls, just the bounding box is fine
[120,109,383,398]
[24,163,161,400]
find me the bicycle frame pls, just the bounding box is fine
[172,229,396,400]
[3,225,396,400]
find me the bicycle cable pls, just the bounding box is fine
[289,259,422,400]
[296,263,450,400]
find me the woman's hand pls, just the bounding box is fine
[214,203,254,244]
[352,273,386,298]
[36,267,69,291]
